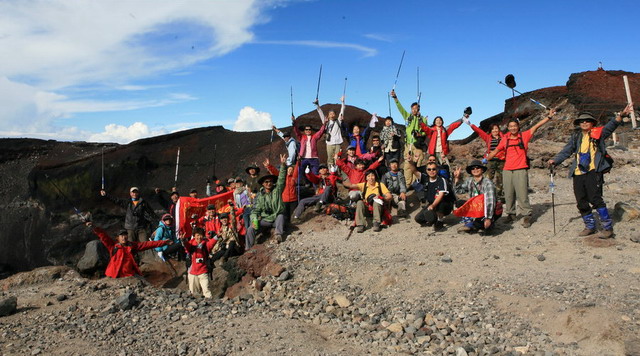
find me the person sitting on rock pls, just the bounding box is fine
[272,125,299,166]
[246,154,288,248]
[487,108,556,228]
[232,177,252,231]
[343,170,392,233]
[292,164,341,220]
[360,135,387,177]
[211,212,242,263]
[153,214,183,261]
[293,105,326,181]
[381,158,407,218]
[406,159,454,231]
[264,158,299,224]
[180,227,216,298]
[100,187,157,243]
[548,104,632,239]
[244,164,261,194]
[86,221,172,278]
[453,160,500,233]
[336,154,384,202]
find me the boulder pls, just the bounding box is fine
[0,296,17,316]
[115,292,137,310]
[613,202,640,222]
[77,240,109,274]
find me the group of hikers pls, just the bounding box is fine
[86,89,635,298]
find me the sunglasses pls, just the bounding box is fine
[471,166,483,170]
[426,168,437,171]
[576,120,592,124]
[263,180,273,184]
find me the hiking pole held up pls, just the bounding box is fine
[101,147,105,190]
[174,147,180,189]
[417,66,421,104]
[623,75,638,129]
[342,77,348,98]
[392,50,406,91]
[549,165,556,235]
[498,74,547,109]
[315,64,323,103]
[290,86,295,117]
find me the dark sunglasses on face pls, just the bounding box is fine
[471,166,482,170]
[426,168,437,171]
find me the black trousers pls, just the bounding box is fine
[415,200,453,225]
[573,171,605,215]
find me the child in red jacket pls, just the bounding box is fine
[87,222,171,278]
[181,227,217,298]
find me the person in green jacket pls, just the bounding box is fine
[245,154,288,249]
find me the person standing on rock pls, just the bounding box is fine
[181,227,216,298]
[293,103,326,182]
[548,104,633,239]
[272,125,299,166]
[100,187,157,243]
[419,111,464,166]
[464,118,507,201]
[246,154,288,247]
[406,158,455,231]
[486,109,556,228]
[85,221,172,278]
[244,165,261,194]
[379,116,402,166]
[346,114,377,157]
[316,96,345,170]
[152,214,183,261]
[390,89,428,161]
[453,160,500,233]
[380,158,407,218]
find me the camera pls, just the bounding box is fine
[195,258,204,264]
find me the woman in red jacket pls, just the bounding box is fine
[420,114,463,165]
[87,222,171,278]
[466,119,507,199]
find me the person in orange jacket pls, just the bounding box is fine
[86,221,172,278]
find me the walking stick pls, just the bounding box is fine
[315,64,323,103]
[268,128,274,163]
[342,77,348,98]
[416,66,421,104]
[498,74,547,109]
[290,86,295,117]
[101,147,105,190]
[392,50,405,91]
[549,166,556,235]
[174,147,180,189]
[387,93,392,118]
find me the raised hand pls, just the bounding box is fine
[622,102,634,116]
[263,158,270,167]
[547,108,557,119]
[280,154,287,164]
[340,95,345,103]
[390,90,396,99]
[100,190,106,197]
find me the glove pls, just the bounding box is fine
[157,252,165,262]
[481,158,488,165]
[462,116,470,125]
[305,166,311,174]
[330,165,338,173]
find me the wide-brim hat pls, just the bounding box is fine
[573,112,597,126]
[245,165,260,175]
[466,160,488,174]
[258,174,278,185]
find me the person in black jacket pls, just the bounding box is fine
[548,104,633,239]
[101,186,158,243]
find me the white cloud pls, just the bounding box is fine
[255,40,378,57]
[88,122,166,144]
[363,33,393,42]
[233,106,273,131]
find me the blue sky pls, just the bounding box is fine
[1,0,638,143]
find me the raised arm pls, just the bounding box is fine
[390,90,409,122]
[529,108,556,136]
[316,102,326,124]
[338,96,346,123]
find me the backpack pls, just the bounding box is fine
[325,203,354,220]
[571,130,614,174]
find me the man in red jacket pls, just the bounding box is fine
[86,222,172,278]
[181,227,217,298]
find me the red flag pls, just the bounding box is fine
[176,191,234,237]
[453,194,485,218]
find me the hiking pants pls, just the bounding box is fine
[127,228,148,242]
[356,200,382,227]
[188,273,212,298]
[573,171,606,215]
[502,169,531,216]
[245,214,285,250]
[293,188,332,218]
[415,200,453,225]
[390,194,406,212]
[487,159,505,198]
[326,144,341,166]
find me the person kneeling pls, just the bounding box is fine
[453,160,500,233]
[409,161,454,231]
[246,154,288,248]
[346,170,392,233]
[181,227,216,298]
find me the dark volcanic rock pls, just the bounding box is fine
[76,240,109,274]
[0,296,17,316]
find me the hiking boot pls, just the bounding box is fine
[578,228,596,237]
[502,214,516,223]
[314,201,323,213]
[598,229,614,239]
[434,220,444,232]
[356,225,365,233]
[397,209,407,218]
[275,234,283,243]
[579,213,596,236]
[457,226,472,234]
[521,216,532,228]
[372,222,381,232]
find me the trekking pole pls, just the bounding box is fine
[387,93,392,117]
[44,174,86,221]
[549,166,556,235]
[290,86,295,117]
[623,75,637,129]
[416,66,421,104]
[392,50,405,91]
[268,127,274,163]
[315,64,323,103]
[174,147,180,189]
[498,74,547,109]
[101,147,105,190]
[342,77,348,98]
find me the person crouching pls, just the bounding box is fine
[349,170,392,233]
[453,160,500,233]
